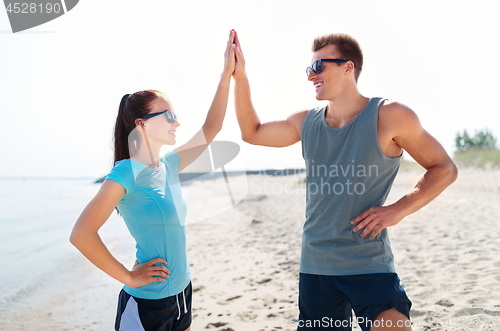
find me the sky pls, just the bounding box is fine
[1,0,499,178]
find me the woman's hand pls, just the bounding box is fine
[222,29,237,77]
[126,257,171,287]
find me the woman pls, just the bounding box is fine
[70,30,237,331]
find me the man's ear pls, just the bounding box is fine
[345,61,355,73]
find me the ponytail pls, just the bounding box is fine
[111,90,163,215]
[113,94,131,165]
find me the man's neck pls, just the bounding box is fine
[325,88,369,129]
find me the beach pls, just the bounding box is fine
[1,167,499,330]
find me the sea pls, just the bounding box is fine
[0,178,131,303]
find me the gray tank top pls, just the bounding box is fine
[300,97,401,275]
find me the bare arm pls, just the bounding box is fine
[233,30,307,147]
[389,103,458,215]
[175,30,236,172]
[352,102,458,239]
[70,179,170,286]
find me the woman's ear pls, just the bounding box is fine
[134,118,145,128]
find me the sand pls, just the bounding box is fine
[1,167,499,330]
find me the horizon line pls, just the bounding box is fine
[0,168,307,181]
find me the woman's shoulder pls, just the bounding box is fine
[106,159,135,182]
[160,149,180,171]
[110,158,134,173]
[113,158,132,167]
[105,159,136,199]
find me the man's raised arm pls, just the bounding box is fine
[232,30,307,147]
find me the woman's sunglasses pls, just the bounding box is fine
[139,110,179,124]
[306,59,356,76]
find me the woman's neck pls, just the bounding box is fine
[130,143,161,168]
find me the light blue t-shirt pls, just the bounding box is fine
[105,150,190,299]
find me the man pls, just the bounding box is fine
[231,31,457,331]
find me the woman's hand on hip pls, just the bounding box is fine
[126,257,170,287]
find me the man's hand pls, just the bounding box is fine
[351,204,405,239]
[233,30,246,80]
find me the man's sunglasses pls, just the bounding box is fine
[139,110,178,124]
[306,59,356,76]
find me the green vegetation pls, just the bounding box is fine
[455,128,497,151]
[454,128,499,168]
[453,148,500,168]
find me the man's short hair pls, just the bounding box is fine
[312,33,363,82]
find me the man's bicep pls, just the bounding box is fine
[245,110,307,147]
[393,107,451,170]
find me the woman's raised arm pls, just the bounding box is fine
[175,30,236,172]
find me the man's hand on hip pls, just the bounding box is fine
[351,204,406,239]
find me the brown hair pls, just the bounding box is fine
[111,90,164,214]
[312,33,363,82]
[113,90,164,165]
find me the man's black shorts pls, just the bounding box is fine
[298,273,411,331]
